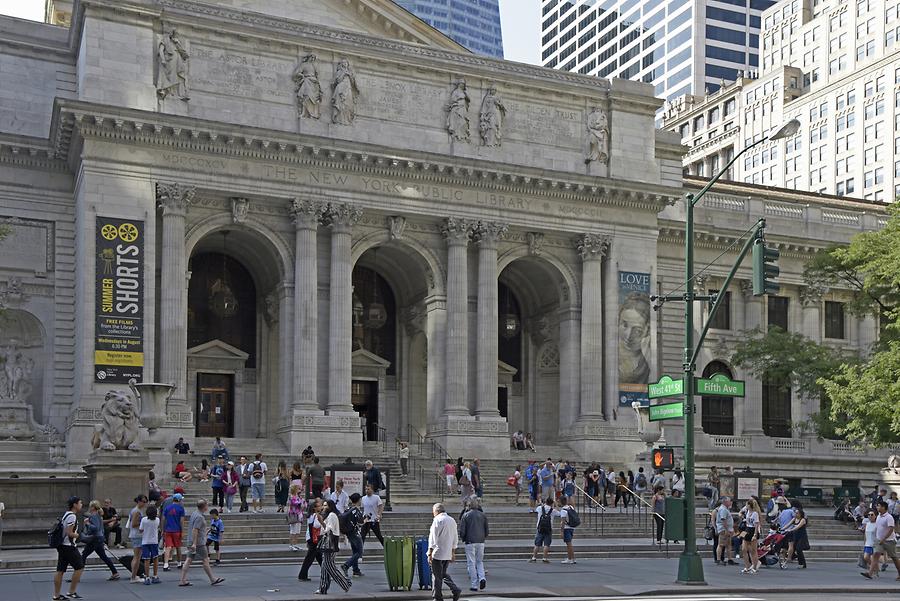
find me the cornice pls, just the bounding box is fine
[0,134,70,172]
[80,0,613,96]
[657,224,826,258]
[52,99,680,213]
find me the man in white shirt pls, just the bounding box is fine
[428,503,461,601]
[865,500,900,579]
[330,480,350,513]
[249,453,267,513]
[360,484,385,547]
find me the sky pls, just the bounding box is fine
[0,0,542,64]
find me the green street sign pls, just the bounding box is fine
[695,373,745,397]
[648,375,684,399]
[649,401,685,421]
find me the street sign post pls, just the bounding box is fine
[648,375,684,399]
[695,373,745,397]
[649,401,685,421]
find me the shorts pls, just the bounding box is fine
[717,531,731,548]
[130,535,143,549]
[251,483,265,500]
[529,487,539,501]
[188,543,208,560]
[206,539,220,551]
[875,540,898,559]
[446,475,455,487]
[56,545,84,573]
[141,543,159,560]
[563,528,574,543]
[534,531,552,547]
[864,546,874,555]
[164,531,182,548]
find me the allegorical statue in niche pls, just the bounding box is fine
[293,54,322,119]
[586,107,609,163]
[91,390,141,451]
[479,86,506,147]
[445,80,470,141]
[156,28,190,101]
[0,340,34,401]
[331,59,360,125]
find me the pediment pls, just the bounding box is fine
[498,359,518,376]
[187,339,250,360]
[210,0,468,51]
[352,348,392,369]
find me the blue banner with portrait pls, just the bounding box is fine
[618,271,651,407]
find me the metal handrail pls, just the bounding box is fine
[376,426,387,455]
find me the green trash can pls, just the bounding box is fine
[664,496,685,542]
[383,536,415,591]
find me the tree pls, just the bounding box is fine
[730,203,900,446]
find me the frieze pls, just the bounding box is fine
[191,44,294,104]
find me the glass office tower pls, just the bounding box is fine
[395,0,504,58]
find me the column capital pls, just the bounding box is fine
[472,220,508,249]
[156,182,195,216]
[800,285,825,307]
[573,233,610,261]
[440,217,473,246]
[738,278,754,299]
[323,202,362,232]
[290,197,327,230]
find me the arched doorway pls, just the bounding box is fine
[701,360,734,435]
[186,226,285,440]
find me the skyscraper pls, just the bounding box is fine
[541,0,775,101]
[394,0,504,58]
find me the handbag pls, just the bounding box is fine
[506,475,517,487]
[316,531,338,552]
[704,525,716,540]
[286,512,301,525]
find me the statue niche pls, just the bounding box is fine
[91,390,141,451]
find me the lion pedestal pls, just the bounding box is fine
[83,449,153,511]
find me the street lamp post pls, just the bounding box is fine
[675,119,800,584]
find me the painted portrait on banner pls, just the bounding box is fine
[617,271,651,407]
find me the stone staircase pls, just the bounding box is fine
[0,440,53,472]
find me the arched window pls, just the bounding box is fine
[701,360,734,435]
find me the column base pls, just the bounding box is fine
[560,420,648,463]
[83,450,154,511]
[428,416,509,458]
[278,410,362,457]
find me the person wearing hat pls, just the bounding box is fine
[162,492,186,571]
[222,460,240,513]
[340,492,365,578]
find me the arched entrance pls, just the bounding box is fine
[186,225,286,439]
[351,237,438,442]
[701,360,734,435]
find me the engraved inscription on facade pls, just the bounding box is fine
[356,74,444,124]
[191,45,294,103]
[505,101,582,146]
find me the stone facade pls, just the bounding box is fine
[0,0,892,486]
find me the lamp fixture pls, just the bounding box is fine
[209,231,239,318]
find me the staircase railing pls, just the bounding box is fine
[573,482,606,536]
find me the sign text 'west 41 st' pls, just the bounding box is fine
[648,375,684,399]
[695,373,745,397]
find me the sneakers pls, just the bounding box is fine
[290,545,299,552]
[341,565,350,579]
[151,576,161,584]
[176,562,182,569]
[480,578,486,589]
[130,577,142,584]
[352,572,363,577]
[528,557,537,563]
[144,578,152,585]
[561,559,572,564]
[163,564,170,571]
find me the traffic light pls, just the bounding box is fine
[752,238,780,296]
[652,447,675,470]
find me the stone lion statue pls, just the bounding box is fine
[91,390,141,451]
[888,455,900,472]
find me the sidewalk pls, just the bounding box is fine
[1,555,897,601]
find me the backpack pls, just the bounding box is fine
[48,511,72,549]
[338,508,357,535]
[564,506,581,528]
[537,507,552,535]
[636,473,647,488]
[251,461,264,479]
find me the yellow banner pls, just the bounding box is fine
[94,350,144,367]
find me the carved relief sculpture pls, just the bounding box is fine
[586,107,609,164]
[445,80,470,141]
[388,216,407,240]
[479,86,506,147]
[0,340,34,401]
[156,28,190,101]
[526,232,544,256]
[231,197,249,223]
[293,54,322,119]
[90,390,141,451]
[331,59,360,125]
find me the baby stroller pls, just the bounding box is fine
[756,528,786,567]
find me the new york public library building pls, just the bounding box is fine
[0,0,893,493]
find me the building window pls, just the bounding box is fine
[762,374,792,438]
[708,290,731,330]
[825,301,846,339]
[701,360,734,436]
[768,295,789,331]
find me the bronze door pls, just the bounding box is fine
[196,373,233,438]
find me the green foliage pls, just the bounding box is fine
[819,340,900,447]
[730,327,858,398]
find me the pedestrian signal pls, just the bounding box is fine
[652,447,675,470]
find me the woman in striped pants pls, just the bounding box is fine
[315,500,352,595]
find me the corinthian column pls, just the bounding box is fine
[290,198,326,411]
[441,217,473,416]
[473,221,508,418]
[325,202,362,414]
[575,233,609,420]
[156,182,195,403]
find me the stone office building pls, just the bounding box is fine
[0,0,891,484]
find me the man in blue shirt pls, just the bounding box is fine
[523,461,539,512]
[538,461,555,501]
[162,493,186,571]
